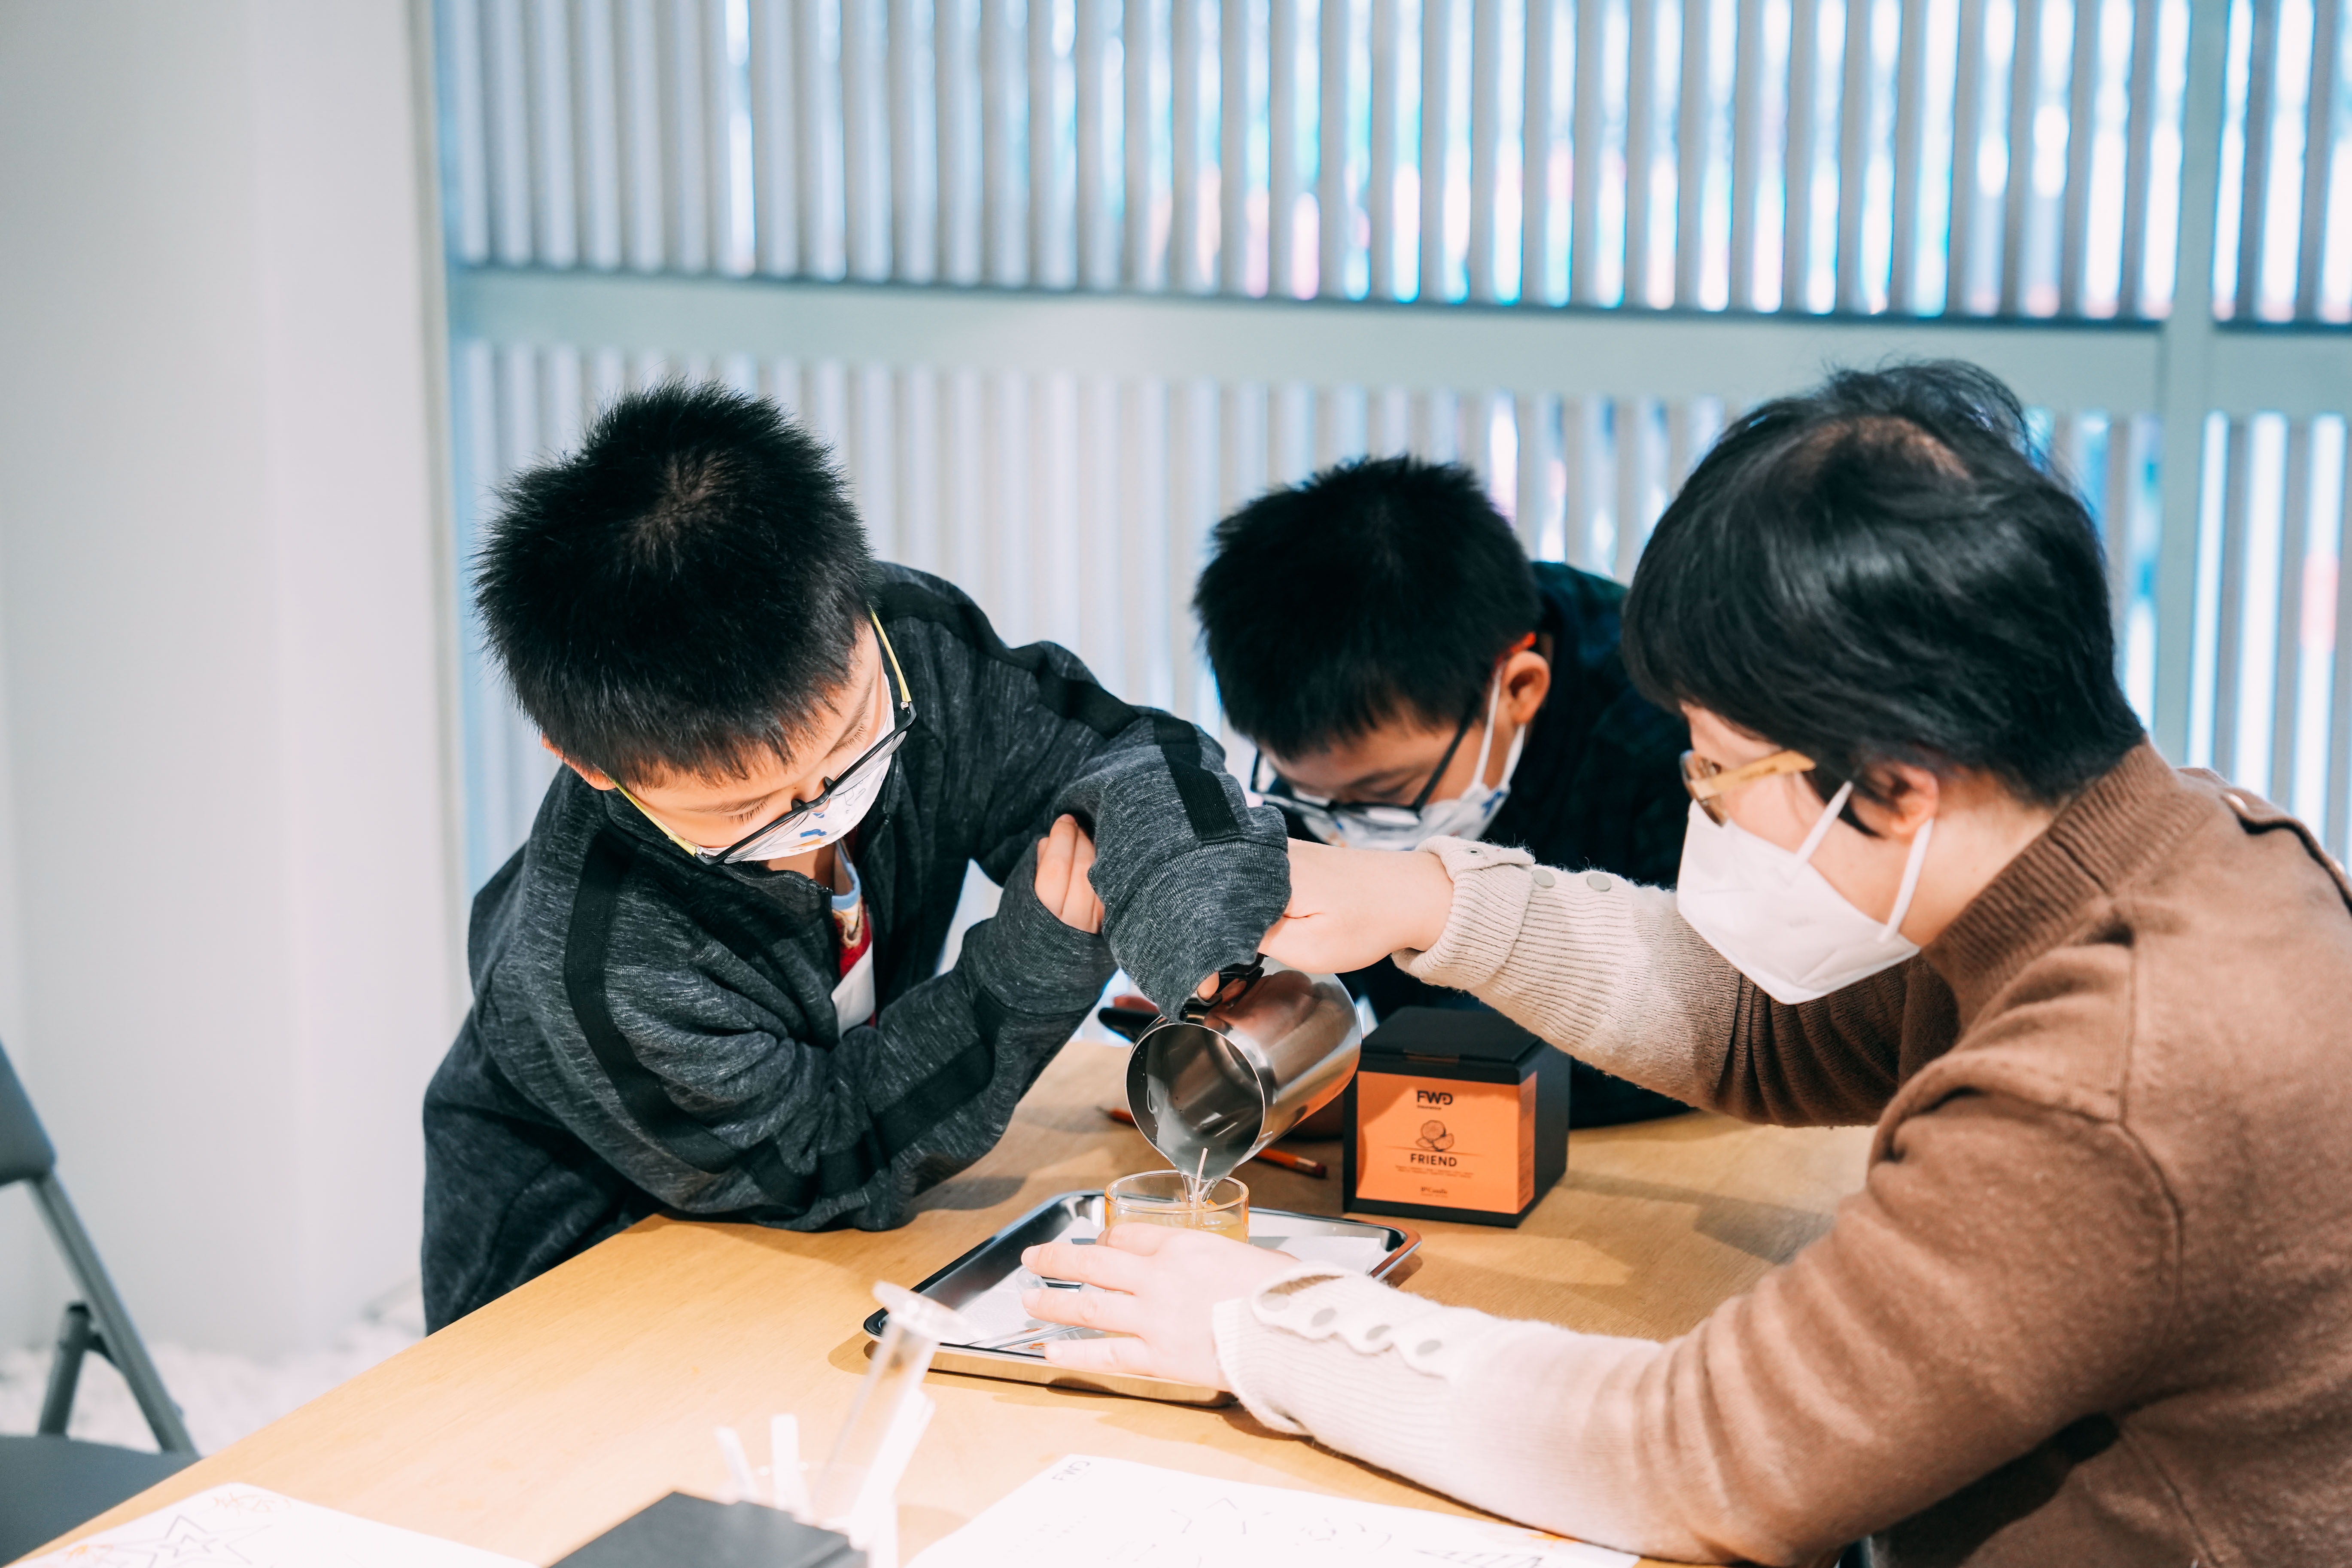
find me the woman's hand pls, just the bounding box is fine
[1018,1226,1302,1388]
[1034,814,1105,932]
[1260,837,1456,974]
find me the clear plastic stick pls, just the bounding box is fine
[770,1413,809,1517]
[713,1424,758,1502]
[806,1283,976,1530]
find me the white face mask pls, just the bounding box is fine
[622,618,913,866]
[1289,675,1528,853]
[724,750,892,859]
[1674,780,1936,1005]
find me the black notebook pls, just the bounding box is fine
[550,1492,863,1568]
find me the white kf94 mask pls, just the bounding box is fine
[1673,780,1936,1005]
[1289,674,1528,853]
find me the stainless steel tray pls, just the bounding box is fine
[862,1189,1419,1406]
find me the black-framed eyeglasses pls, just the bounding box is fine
[1250,701,1480,838]
[623,615,917,865]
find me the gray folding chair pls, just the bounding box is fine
[0,1041,195,1560]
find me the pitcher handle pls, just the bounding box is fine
[1177,957,1266,1023]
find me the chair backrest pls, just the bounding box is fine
[0,1035,193,1452]
[0,1039,58,1187]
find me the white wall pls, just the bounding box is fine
[0,1,463,1355]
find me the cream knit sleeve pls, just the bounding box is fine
[1210,1270,1701,1559]
[1391,836,1743,1111]
[1214,1096,2183,1566]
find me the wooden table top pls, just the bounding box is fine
[35,1039,1869,1567]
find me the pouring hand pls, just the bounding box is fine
[1259,837,1454,974]
[1034,814,1106,933]
[1017,1226,1299,1388]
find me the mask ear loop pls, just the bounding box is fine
[1793,780,1854,864]
[1878,816,1936,943]
[1488,703,1528,799]
[1468,634,1537,798]
[1457,672,1503,800]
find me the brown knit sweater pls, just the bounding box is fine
[1212,745,2352,1565]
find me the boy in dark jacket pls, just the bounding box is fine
[423,386,1288,1328]
[1194,457,1689,1126]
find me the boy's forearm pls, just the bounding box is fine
[820,847,1114,1215]
[922,599,1289,1013]
[569,847,1111,1230]
[1049,715,1292,1012]
[1099,835,1291,1008]
[946,842,1120,1025]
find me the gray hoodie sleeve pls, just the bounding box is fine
[514,835,1116,1228]
[878,576,1291,1012]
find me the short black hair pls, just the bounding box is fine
[1622,360,2142,810]
[1195,456,1541,757]
[474,382,875,785]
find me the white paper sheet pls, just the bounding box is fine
[23,1483,530,1568]
[907,1454,1639,1568]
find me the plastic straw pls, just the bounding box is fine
[714,1425,758,1504]
[771,1413,810,1517]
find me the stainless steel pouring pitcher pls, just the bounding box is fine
[1124,957,1361,1186]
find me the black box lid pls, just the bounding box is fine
[551,1493,862,1568]
[1360,1006,1543,1071]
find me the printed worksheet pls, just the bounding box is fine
[24,1484,530,1568]
[909,1454,1638,1568]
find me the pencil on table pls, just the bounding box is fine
[1102,1104,1329,1179]
[1246,1144,1330,1178]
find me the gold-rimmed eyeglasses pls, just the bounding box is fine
[1680,748,1816,825]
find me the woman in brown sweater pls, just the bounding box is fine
[1022,362,2352,1565]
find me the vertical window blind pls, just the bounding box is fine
[435,0,2352,884]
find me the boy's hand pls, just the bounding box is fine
[1260,838,1454,973]
[1035,814,1106,933]
[1018,1225,1299,1388]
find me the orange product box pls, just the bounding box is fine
[1342,1006,1570,1228]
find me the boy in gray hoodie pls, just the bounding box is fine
[422,384,1287,1329]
